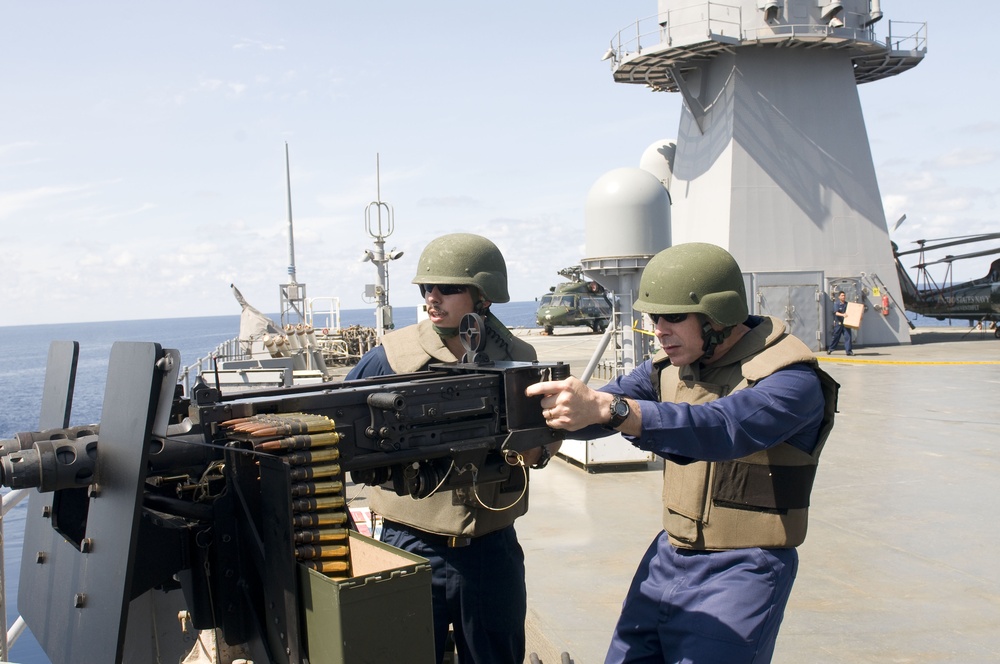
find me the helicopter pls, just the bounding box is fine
[891,231,1000,338]
[535,265,614,335]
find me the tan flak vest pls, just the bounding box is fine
[654,316,839,551]
[368,316,538,537]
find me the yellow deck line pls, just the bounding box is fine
[818,357,1000,366]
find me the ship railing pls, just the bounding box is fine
[1,488,31,660]
[305,296,343,332]
[605,4,925,66]
[884,20,927,53]
[176,327,378,395]
[178,336,248,397]
[605,4,743,61]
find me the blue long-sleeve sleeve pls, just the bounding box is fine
[345,346,394,380]
[598,360,825,462]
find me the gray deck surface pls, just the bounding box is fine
[511,326,1000,664]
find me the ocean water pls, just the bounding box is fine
[0,301,538,663]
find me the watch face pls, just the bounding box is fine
[611,398,628,417]
[608,396,629,429]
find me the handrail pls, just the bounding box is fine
[606,3,743,61]
[885,20,927,52]
[1,489,29,518]
[177,336,246,397]
[1,488,32,661]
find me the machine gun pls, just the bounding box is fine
[0,317,566,664]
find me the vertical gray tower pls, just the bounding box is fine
[606,0,926,346]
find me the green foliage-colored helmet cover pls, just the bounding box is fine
[634,243,748,327]
[412,233,510,303]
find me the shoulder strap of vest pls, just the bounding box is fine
[731,330,812,392]
[651,352,677,403]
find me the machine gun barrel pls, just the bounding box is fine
[0,432,99,491]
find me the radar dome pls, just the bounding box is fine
[584,167,670,259]
[639,139,677,188]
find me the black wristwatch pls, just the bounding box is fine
[606,394,630,429]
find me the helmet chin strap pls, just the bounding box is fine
[433,325,460,338]
[699,318,733,361]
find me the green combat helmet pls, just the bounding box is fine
[634,243,748,359]
[413,233,510,303]
[634,242,748,326]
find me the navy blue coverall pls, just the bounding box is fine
[592,350,826,663]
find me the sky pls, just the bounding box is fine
[2,1,997,327]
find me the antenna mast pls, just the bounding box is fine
[363,154,403,339]
[279,142,306,326]
[285,141,297,284]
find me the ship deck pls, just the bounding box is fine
[508,325,1000,664]
[350,325,999,663]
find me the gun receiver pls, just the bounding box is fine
[190,358,565,496]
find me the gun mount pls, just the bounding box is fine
[1,337,566,664]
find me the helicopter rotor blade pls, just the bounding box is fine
[895,232,1000,257]
[918,245,1000,266]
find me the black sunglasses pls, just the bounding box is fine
[419,284,469,297]
[650,312,689,324]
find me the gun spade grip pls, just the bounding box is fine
[551,362,570,381]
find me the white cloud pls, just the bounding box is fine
[938,149,997,169]
[0,141,36,156]
[0,184,95,220]
[198,78,225,92]
[233,37,286,52]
